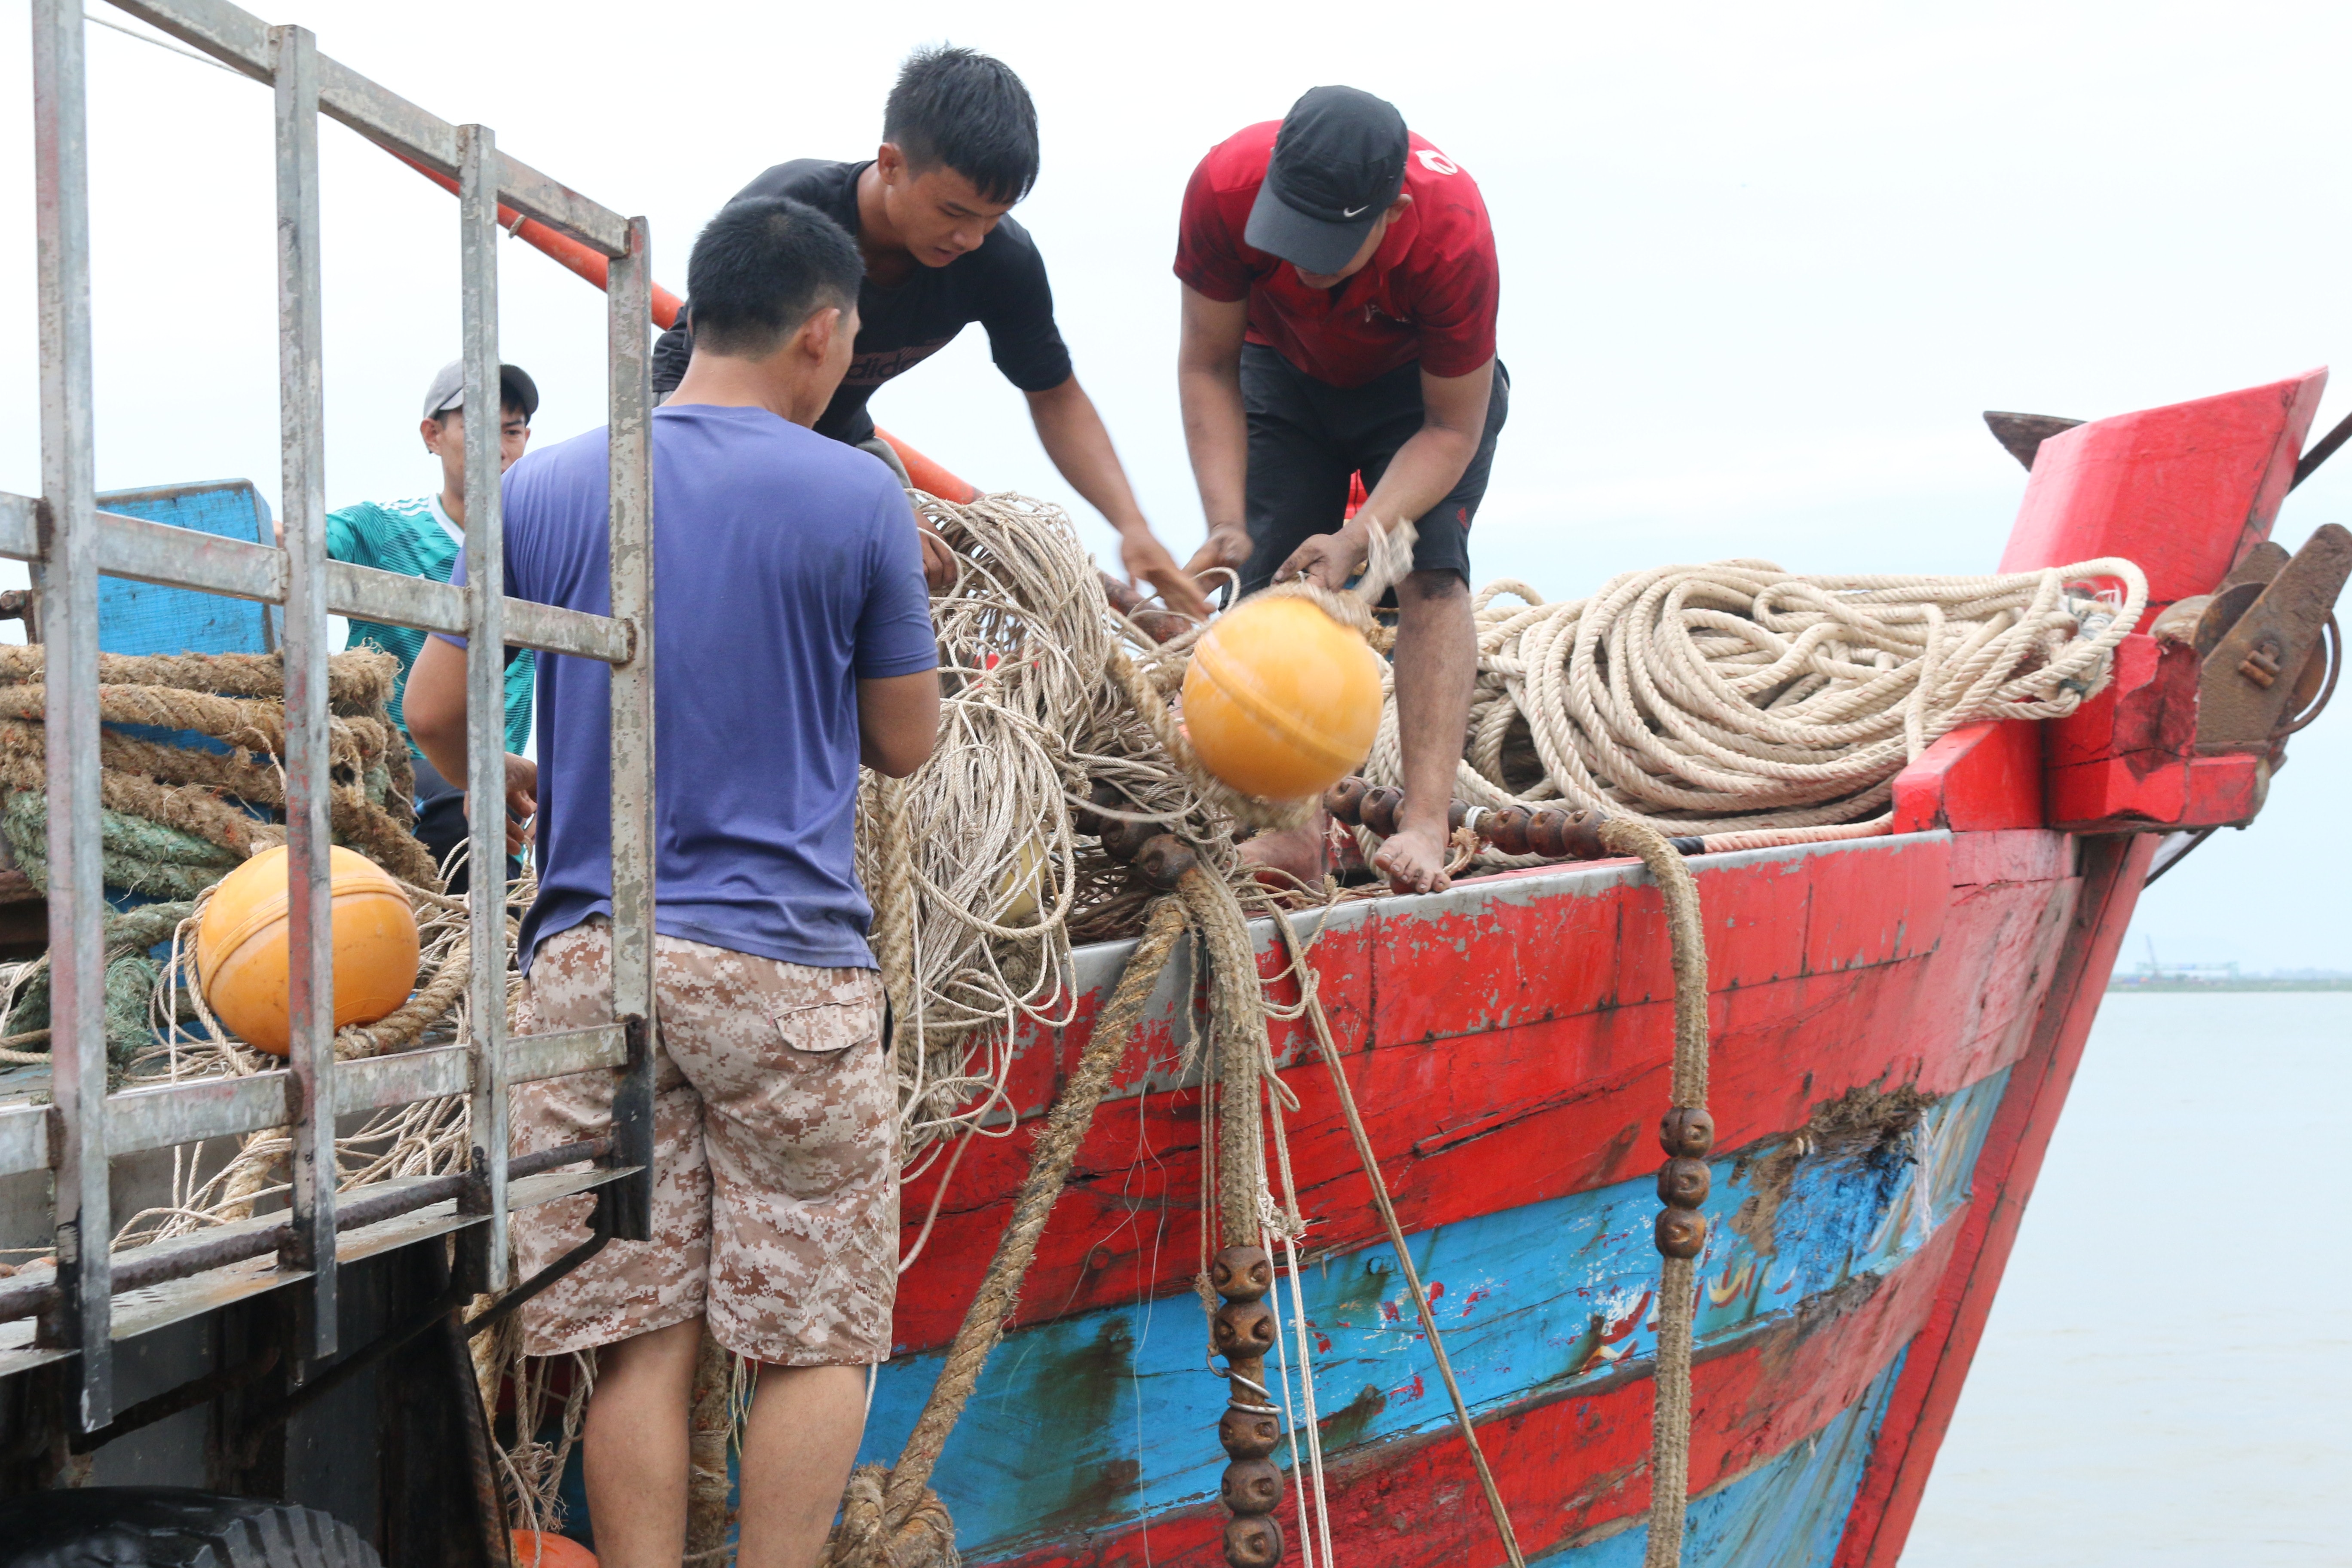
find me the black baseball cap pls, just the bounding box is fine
[1244,86,1410,276]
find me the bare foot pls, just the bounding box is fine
[1240,818,1328,888]
[1373,824,1453,896]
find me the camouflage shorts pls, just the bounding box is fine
[508,918,897,1366]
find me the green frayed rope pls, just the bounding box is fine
[3,900,196,1081]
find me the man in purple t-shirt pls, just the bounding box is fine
[408,196,939,1568]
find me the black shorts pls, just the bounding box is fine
[1239,343,1509,596]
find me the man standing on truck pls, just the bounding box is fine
[296,360,540,891]
[652,44,1212,616]
[1174,86,1506,894]
[405,196,940,1568]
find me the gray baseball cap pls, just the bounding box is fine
[421,359,540,422]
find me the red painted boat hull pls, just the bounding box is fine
[856,371,2324,1565]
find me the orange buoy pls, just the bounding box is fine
[195,844,420,1057]
[1180,594,1385,800]
[510,1532,597,1568]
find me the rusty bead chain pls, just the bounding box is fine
[1210,1243,1286,1568]
[1654,1107,1714,1260]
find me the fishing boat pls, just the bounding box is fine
[858,370,2346,1567]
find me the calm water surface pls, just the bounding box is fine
[1902,992,2352,1565]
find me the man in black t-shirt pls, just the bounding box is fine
[655,47,1207,615]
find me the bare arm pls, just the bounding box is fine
[1277,358,1494,591]
[1176,286,1253,589]
[1025,377,1209,619]
[405,634,537,853]
[404,636,471,790]
[858,668,942,779]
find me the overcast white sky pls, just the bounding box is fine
[0,0,2343,968]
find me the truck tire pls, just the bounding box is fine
[0,1487,382,1568]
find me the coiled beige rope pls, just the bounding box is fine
[1361,557,2147,843]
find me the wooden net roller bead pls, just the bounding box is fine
[1660,1106,1716,1158]
[1485,805,1533,856]
[1654,1206,1709,1259]
[1210,1244,1273,1302]
[1099,813,1159,863]
[1219,1405,1282,1460]
[1525,808,1572,859]
[1223,1513,1286,1568]
[1559,808,1610,860]
[1656,1156,1711,1208]
[1360,786,1404,838]
[1212,1299,1279,1358]
[1322,777,1369,826]
[1220,1458,1283,1516]
[1133,834,1197,891]
[1072,779,1126,838]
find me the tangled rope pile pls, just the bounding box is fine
[859,491,1243,1174]
[1354,557,2145,851]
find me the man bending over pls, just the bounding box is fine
[652,44,1207,616]
[406,196,940,1568]
[1175,87,1507,894]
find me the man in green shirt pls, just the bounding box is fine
[297,359,540,887]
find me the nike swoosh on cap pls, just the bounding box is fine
[1342,204,1370,217]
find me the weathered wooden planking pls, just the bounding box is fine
[977,1210,1957,1568]
[95,478,277,655]
[1532,1355,1907,1565]
[865,1073,2002,1554]
[893,835,2076,1352]
[1835,833,2157,1566]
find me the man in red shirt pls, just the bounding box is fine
[1175,86,1505,893]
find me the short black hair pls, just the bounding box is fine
[883,45,1040,205]
[686,196,863,359]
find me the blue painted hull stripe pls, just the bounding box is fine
[860,1072,2009,1554]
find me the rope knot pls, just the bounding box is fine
[821,1465,960,1568]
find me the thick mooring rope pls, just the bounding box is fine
[1270,903,1528,1568]
[825,894,1191,1568]
[1593,819,1713,1568]
[0,646,436,888]
[1362,557,2147,846]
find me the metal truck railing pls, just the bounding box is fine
[1,0,658,1434]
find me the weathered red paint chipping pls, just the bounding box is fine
[892,838,2081,1354]
[1834,833,2156,1568]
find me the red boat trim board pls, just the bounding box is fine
[892,832,2083,1353]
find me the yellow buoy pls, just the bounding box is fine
[995,837,1048,925]
[1181,594,1385,800]
[195,844,420,1057]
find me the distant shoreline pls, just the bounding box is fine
[2106,980,2352,993]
